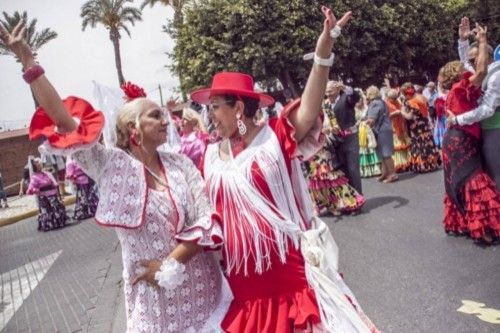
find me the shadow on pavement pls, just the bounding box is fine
[362,195,409,212]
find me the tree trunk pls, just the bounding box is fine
[278,70,300,100]
[110,28,126,86]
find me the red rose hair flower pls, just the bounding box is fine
[121,82,147,101]
[403,86,415,98]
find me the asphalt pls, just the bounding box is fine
[330,170,499,333]
[0,169,499,332]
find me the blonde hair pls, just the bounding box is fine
[115,97,150,150]
[366,85,381,102]
[387,88,399,100]
[182,108,206,132]
[439,60,464,90]
[326,80,342,91]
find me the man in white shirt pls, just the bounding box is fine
[448,16,500,188]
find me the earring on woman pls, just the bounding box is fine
[130,129,141,146]
[236,114,247,136]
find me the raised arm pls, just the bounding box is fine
[0,21,77,132]
[468,24,488,86]
[458,16,475,73]
[289,7,352,143]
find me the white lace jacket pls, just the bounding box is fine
[41,141,223,247]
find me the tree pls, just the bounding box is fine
[81,0,142,86]
[170,0,496,94]
[171,0,323,97]
[0,11,58,107]
[458,0,500,44]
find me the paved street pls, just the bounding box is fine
[1,169,499,332]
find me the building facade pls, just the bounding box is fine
[0,129,42,196]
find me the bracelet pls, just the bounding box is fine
[154,258,187,290]
[314,53,335,67]
[330,25,342,39]
[22,64,45,84]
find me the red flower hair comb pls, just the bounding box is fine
[403,86,415,97]
[121,82,147,101]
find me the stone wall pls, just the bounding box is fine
[0,129,42,196]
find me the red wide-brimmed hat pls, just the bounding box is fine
[190,72,274,108]
[29,96,104,148]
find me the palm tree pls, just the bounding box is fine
[0,11,58,107]
[81,0,142,86]
[141,0,188,31]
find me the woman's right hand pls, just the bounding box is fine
[0,21,35,67]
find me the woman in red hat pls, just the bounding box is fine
[0,22,228,333]
[191,6,378,333]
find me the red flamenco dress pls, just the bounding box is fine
[442,72,500,240]
[202,100,379,333]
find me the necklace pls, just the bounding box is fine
[126,149,169,188]
[144,165,170,188]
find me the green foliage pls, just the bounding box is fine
[0,11,57,59]
[81,0,142,38]
[169,0,499,93]
[456,0,500,46]
[80,0,142,85]
[171,0,322,95]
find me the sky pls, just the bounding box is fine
[0,0,178,131]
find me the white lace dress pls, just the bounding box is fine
[118,188,222,332]
[52,143,228,333]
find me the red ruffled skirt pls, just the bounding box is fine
[222,247,322,333]
[443,171,500,239]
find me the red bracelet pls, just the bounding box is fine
[22,64,45,84]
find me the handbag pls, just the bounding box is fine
[300,216,339,276]
[366,126,378,149]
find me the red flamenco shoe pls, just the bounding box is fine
[29,96,104,148]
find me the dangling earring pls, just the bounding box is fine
[236,114,247,136]
[130,130,140,146]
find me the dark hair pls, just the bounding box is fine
[30,159,41,173]
[223,95,259,118]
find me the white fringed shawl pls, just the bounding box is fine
[203,123,375,333]
[204,125,313,275]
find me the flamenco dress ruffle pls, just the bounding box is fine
[307,149,365,214]
[443,171,500,239]
[392,134,411,173]
[359,147,381,178]
[358,123,381,177]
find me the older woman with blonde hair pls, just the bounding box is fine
[439,24,500,244]
[180,107,209,166]
[356,88,382,178]
[365,86,397,183]
[1,22,228,332]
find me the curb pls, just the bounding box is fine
[0,196,76,228]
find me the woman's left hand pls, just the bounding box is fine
[132,259,162,287]
[315,6,352,58]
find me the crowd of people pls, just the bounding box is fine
[0,5,498,333]
[14,153,99,231]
